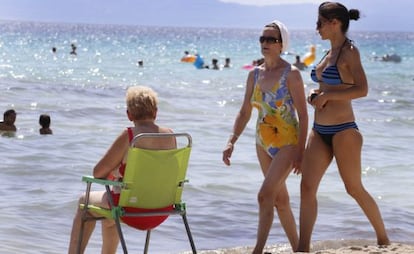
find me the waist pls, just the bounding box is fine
[314,101,354,123]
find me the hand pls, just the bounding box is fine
[312,92,328,109]
[291,145,304,175]
[292,157,302,175]
[222,143,234,166]
[291,152,303,175]
[307,89,320,104]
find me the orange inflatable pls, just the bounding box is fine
[181,55,196,63]
[302,45,316,67]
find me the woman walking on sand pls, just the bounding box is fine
[222,20,308,253]
[296,2,390,252]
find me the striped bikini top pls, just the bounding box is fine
[310,39,354,86]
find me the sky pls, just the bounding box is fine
[0,0,412,32]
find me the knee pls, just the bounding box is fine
[274,193,290,211]
[344,183,365,199]
[102,218,116,228]
[257,188,274,206]
[77,194,86,205]
[300,179,317,201]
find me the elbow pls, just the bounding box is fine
[238,110,251,122]
[360,85,368,97]
[352,85,368,99]
[359,82,368,97]
[92,170,101,179]
[359,88,368,98]
[93,165,107,179]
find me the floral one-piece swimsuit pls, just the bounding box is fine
[251,65,299,157]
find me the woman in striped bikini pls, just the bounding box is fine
[296,2,390,252]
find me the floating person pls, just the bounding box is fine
[256,57,265,66]
[242,58,265,70]
[137,60,144,67]
[52,47,57,54]
[193,54,206,69]
[379,53,401,63]
[211,58,220,70]
[302,44,316,67]
[39,114,53,135]
[223,57,231,68]
[70,43,77,55]
[242,60,257,70]
[180,51,196,63]
[0,109,17,136]
[293,55,306,70]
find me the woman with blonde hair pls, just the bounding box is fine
[68,86,176,254]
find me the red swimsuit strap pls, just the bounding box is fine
[127,127,134,142]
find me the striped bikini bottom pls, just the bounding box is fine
[313,122,358,147]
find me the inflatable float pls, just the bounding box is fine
[181,55,196,63]
[302,45,316,67]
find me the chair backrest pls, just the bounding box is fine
[119,133,192,209]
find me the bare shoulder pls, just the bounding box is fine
[159,126,174,134]
[343,41,361,60]
[287,64,303,84]
[289,64,302,75]
[247,65,260,79]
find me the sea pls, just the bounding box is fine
[0,20,413,253]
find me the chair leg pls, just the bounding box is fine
[182,214,197,254]
[144,230,151,254]
[114,216,128,254]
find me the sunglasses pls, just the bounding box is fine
[259,36,282,44]
[316,18,330,29]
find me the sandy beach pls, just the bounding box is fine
[185,241,414,254]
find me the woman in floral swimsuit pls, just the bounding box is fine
[222,20,308,253]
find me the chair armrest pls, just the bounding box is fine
[82,175,125,187]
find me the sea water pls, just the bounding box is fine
[0,21,413,253]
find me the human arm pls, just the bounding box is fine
[313,46,368,109]
[288,68,308,174]
[93,129,130,179]
[222,71,255,166]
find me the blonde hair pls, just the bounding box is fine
[126,86,158,120]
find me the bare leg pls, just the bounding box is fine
[68,191,117,254]
[297,131,333,252]
[275,183,298,249]
[334,129,390,246]
[101,218,120,254]
[252,145,298,254]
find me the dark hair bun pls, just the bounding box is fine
[349,9,360,21]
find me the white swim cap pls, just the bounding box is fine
[270,20,289,53]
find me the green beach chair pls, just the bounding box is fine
[77,133,197,254]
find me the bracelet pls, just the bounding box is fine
[227,142,234,147]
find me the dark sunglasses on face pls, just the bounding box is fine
[316,18,330,29]
[259,36,282,44]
